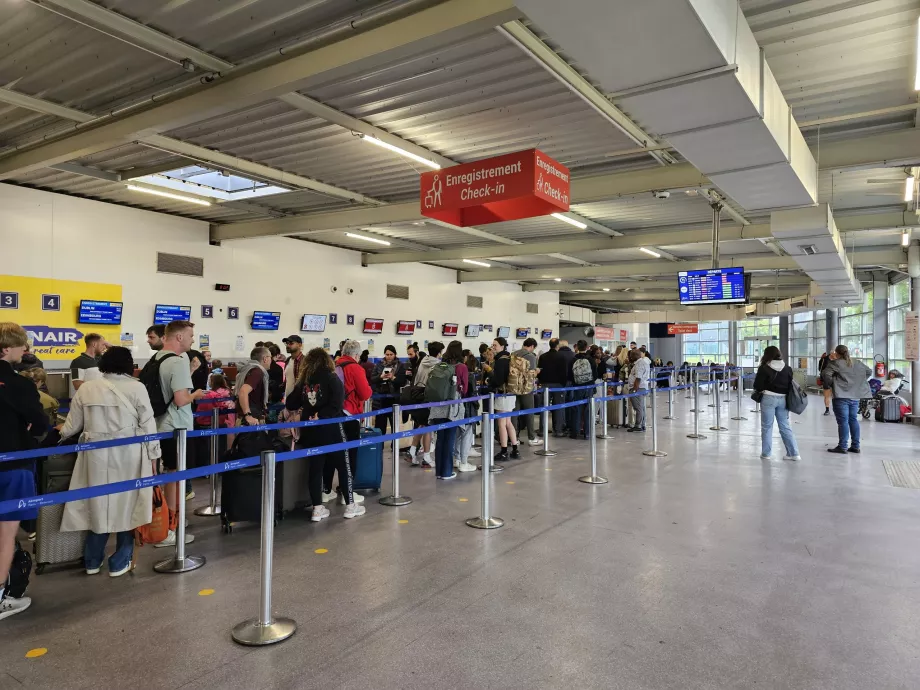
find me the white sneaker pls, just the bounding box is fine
[467,447,482,457]
[408,445,418,459]
[0,595,31,621]
[337,491,365,505]
[438,472,457,480]
[85,567,101,575]
[783,455,801,462]
[109,563,134,578]
[343,503,366,519]
[322,491,336,503]
[759,454,771,461]
[527,438,541,446]
[311,505,330,522]
[154,530,195,548]
[457,462,477,473]
[421,453,435,468]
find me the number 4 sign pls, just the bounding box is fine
[42,294,61,311]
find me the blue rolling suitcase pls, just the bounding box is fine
[352,427,384,492]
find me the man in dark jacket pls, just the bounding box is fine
[537,338,567,437]
[0,323,48,621]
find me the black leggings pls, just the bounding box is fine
[324,419,359,501]
[299,420,356,506]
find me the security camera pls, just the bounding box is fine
[347,288,355,295]
[653,190,671,200]
[330,286,338,293]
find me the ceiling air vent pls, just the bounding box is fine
[467,295,483,308]
[800,244,818,256]
[386,284,409,300]
[526,303,539,314]
[157,252,203,277]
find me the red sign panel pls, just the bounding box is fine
[667,323,699,335]
[420,149,570,226]
[363,318,383,334]
[442,323,459,337]
[594,326,615,341]
[619,329,628,342]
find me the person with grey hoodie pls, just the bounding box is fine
[753,346,800,461]
[822,344,872,454]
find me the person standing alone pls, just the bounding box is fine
[752,346,800,461]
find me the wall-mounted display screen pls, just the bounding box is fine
[497,326,510,338]
[363,318,384,334]
[251,311,281,330]
[396,320,416,336]
[516,328,530,339]
[78,300,123,325]
[154,304,191,325]
[541,329,552,339]
[465,324,481,338]
[678,267,746,305]
[300,314,326,332]
[442,323,459,337]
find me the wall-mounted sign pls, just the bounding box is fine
[329,313,338,325]
[347,314,355,325]
[420,149,570,226]
[201,305,213,318]
[594,326,614,341]
[667,323,699,335]
[619,329,629,342]
[42,294,61,311]
[907,311,919,361]
[228,307,239,320]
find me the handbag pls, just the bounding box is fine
[751,367,779,404]
[786,378,808,415]
[135,485,169,547]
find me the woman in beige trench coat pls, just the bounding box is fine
[60,347,160,577]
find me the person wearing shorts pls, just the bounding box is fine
[489,337,519,462]
[0,322,48,621]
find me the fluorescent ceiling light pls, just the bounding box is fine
[345,232,391,246]
[126,184,211,206]
[554,278,562,282]
[906,176,915,202]
[603,288,611,292]
[903,230,911,247]
[362,135,440,169]
[639,247,661,258]
[551,213,588,230]
[463,259,491,268]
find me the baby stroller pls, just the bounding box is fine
[860,373,910,420]
[858,379,882,419]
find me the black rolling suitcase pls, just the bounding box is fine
[219,431,287,533]
[875,395,902,423]
[34,453,87,574]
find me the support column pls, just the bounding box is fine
[778,315,790,358]
[826,309,838,353]
[872,273,888,362]
[912,279,920,425]
[728,321,738,364]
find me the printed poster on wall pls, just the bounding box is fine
[906,311,919,361]
[0,275,122,360]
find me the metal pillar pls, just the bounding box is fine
[596,382,613,439]
[379,403,412,506]
[709,380,727,431]
[711,199,722,269]
[642,388,667,457]
[154,428,205,574]
[466,409,504,528]
[579,397,608,484]
[687,372,707,440]
[231,450,297,646]
[731,368,748,421]
[194,408,221,517]
[664,385,676,420]
[534,387,558,456]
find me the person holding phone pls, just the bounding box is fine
[371,345,406,434]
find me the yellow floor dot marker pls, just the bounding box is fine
[26,648,47,659]
[198,588,215,596]
[459,498,469,502]
[506,481,515,485]
[398,519,409,524]
[314,548,328,554]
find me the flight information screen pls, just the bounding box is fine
[251,311,281,330]
[78,300,123,325]
[678,267,746,305]
[154,304,191,325]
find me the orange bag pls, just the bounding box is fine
[135,485,170,547]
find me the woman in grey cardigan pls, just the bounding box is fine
[822,345,872,454]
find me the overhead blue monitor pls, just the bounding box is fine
[154,304,191,325]
[251,311,281,331]
[78,300,123,325]
[678,267,746,305]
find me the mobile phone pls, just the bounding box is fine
[383,367,393,375]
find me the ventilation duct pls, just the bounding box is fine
[515,0,817,212]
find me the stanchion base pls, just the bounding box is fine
[477,464,505,473]
[578,475,609,484]
[730,416,748,421]
[153,554,206,574]
[193,505,221,517]
[663,416,677,420]
[642,450,668,457]
[533,449,558,457]
[231,617,297,646]
[466,516,504,529]
[379,495,413,506]
[596,433,613,440]
[708,404,717,407]
[709,426,728,431]
[687,433,707,439]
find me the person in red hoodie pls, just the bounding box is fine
[327,340,372,504]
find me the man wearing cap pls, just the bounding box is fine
[283,335,304,398]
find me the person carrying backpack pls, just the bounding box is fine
[428,340,467,479]
[510,338,540,446]
[567,340,597,439]
[489,337,519,461]
[326,340,372,505]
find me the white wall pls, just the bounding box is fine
[0,184,559,365]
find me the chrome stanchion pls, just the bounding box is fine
[687,372,707,440]
[643,388,667,457]
[708,367,718,406]
[534,387,557,457]
[232,449,297,645]
[731,369,748,421]
[195,409,221,517]
[596,382,613,440]
[380,403,412,506]
[478,395,503,473]
[362,399,373,429]
[663,384,676,420]
[155,428,205,574]
[579,396,608,484]
[467,409,504,529]
[710,378,727,431]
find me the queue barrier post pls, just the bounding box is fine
[723,369,734,403]
[194,409,221,517]
[579,396,608,484]
[534,387,557,457]
[467,409,504,529]
[664,384,676,420]
[642,388,668,457]
[710,377,727,431]
[596,383,613,440]
[731,369,748,421]
[154,428,206,574]
[380,403,412,507]
[362,399,373,429]
[232,449,297,646]
[687,371,707,440]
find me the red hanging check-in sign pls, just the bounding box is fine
[667,324,699,335]
[420,149,570,226]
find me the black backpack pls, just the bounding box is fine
[139,353,178,418]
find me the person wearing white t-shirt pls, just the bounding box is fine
[627,349,650,432]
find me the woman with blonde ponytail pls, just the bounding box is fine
[823,344,872,454]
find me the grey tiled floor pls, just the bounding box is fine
[4,391,920,689]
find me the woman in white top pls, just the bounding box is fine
[60,347,161,577]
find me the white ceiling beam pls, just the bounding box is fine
[0,86,94,123]
[526,274,813,292]
[0,0,520,178]
[497,20,677,166]
[49,162,121,182]
[561,287,803,302]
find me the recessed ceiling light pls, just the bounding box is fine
[463,259,491,268]
[551,213,588,230]
[639,247,662,258]
[126,184,211,206]
[362,135,440,169]
[554,278,562,282]
[603,288,610,292]
[906,176,915,202]
[345,232,391,246]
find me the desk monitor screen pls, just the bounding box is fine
[442,323,459,337]
[300,314,326,332]
[363,318,384,334]
[678,266,746,305]
[396,320,416,336]
[465,324,481,338]
[515,328,530,339]
[541,329,553,339]
[78,300,123,325]
[497,326,510,339]
[251,311,281,330]
[153,304,191,325]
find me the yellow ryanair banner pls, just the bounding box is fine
[0,275,123,361]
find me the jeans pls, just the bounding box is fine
[84,530,134,572]
[630,394,646,430]
[515,393,537,440]
[435,427,458,477]
[760,394,798,457]
[569,388,592,438]
[453,423,475,464]
[542,384,566,435]
[832,398,861,449]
